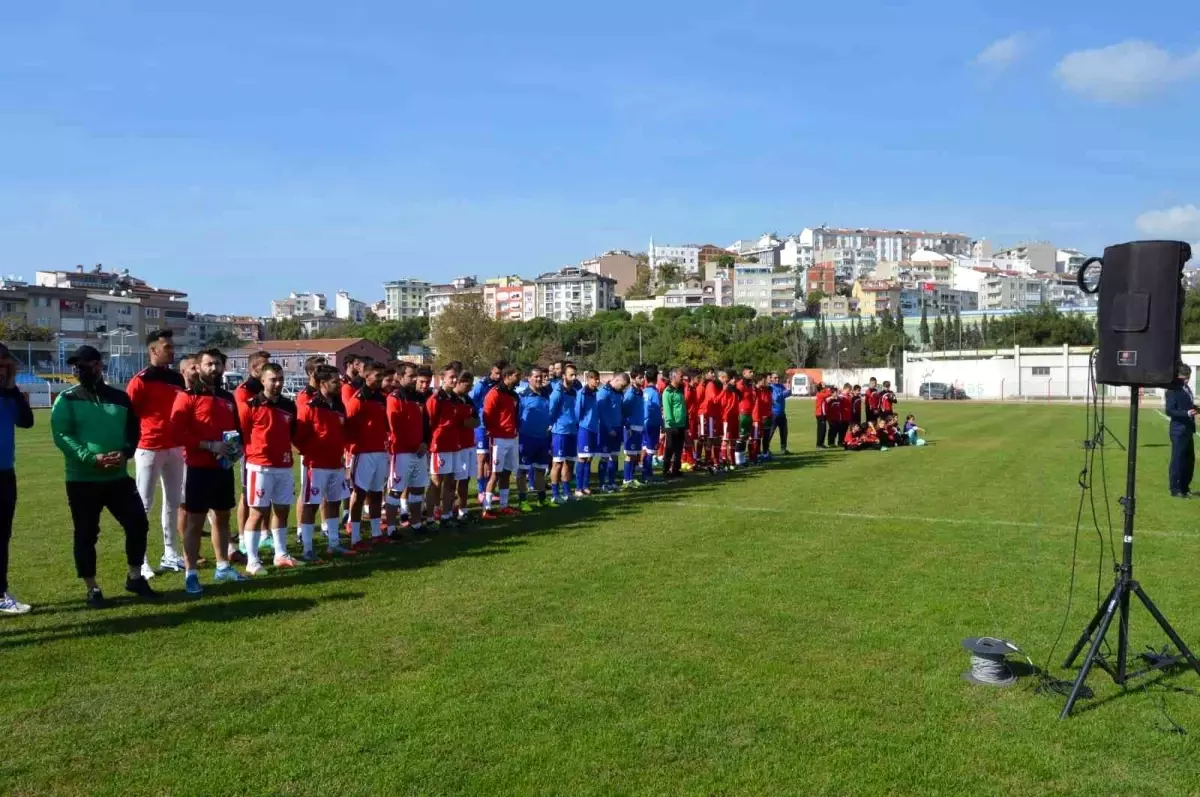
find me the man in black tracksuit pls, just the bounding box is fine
[1165,363,1196,498]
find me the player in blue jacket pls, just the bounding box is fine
[596,372,629,493]
[767,372,793,455]
[469,361,506,499]
[622,367,646,488]
[641,366,664,483]
[517,366,552,509]
[548,363,580,503]
[574,370,601,495]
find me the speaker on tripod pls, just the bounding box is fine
[1060,239,1200,718]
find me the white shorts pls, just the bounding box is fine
[349,451,389,493]
[430,450,457,477]
[301,467,345,505]
[390,452,430,493]
[454,448,477,480]
[245,465,294,509]
[492,437,519,473]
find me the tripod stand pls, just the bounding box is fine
[1060,392,1200,718]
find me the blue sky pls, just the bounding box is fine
[3,1,1200,314]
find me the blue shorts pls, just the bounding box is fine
[624,426,644,454]
[598,426,620,456]
[642,426,662,453]
[551,433,577,463]
[474,426,490,454]
[576,428,599,458]
[519,436,550,469]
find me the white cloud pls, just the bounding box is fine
[1056,40,1200,103]
[1135,205,1200,239]
[973,34,1027,69]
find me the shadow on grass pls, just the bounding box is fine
[0,591,366,650]
[5,450,832,641]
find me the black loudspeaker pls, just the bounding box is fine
[1083,240,1191,387]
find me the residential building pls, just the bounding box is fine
[799,226,973,263]
[980,273,1046,311]
[696,244,730,276]
[781,235,814,270]
[270,291,327,319]
[483,276,534,322]
[426,276,482,319]
[334,290,367,323]
[803,263,836,297]
[770,272,799,315]
[901,283,978,315]
[992,242,1058,274]
[727,234,783,268]
[662,286,706,310]
[230,316,265,343]
[1056,248,1089,275]
[648,239,700,274]
[225,338,390,377]
[383,278,433,320]
[298,315,343,338]
[819,296,855,317]
[531,267,618,322]
[580,251,638,294]
[625,298,662,315]
[706,273,734,307]
[852,280,902,317]
[369,299,387,318]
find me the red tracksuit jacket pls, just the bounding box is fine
[426,389,465,454]
[294,393,347,470]
[388,387,430,455]
[344,388,389,455]
[484,385,520,440]
[126,365,186,450]
[242,394,298,468]
[170,386,242,469]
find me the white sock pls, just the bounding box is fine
[349,521,361,545]
[245,532,261,566]
[185,568,198,579]
[400,497,409,515]
[482,492,493,510]
[227,542,238,557]
[300,524,315,554]
[324,518,340,549]
[271,528,287,557]
[499,489,509,508]
[370,517,382,538]
[458,508,467,519]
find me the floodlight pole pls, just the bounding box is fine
[1060,390,1200,718]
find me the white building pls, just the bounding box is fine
[727,233,784,268]
[732,263,774,315]
[1056,248,1089,275]
[270,291,327,319]
[531,267,618,322]
[648,238,701,275]
[383,278,432,320]
[334,290,367,323]
[801,226,973,262]
[425,276,482,319]
[992,241,1058,274]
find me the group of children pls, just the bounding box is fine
[813,377,926,451]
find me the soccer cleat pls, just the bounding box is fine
[351,540,373,553]
[140,562,157,580]
[213,566,246,583]
[581,488,592,496]
[159,553,186,572]
[274,554,301,568]
[325,545,357,558]
[299,551,321,564]
[518,501,535,513]
[0,592,31,615]
[781,448,791,455]
[86,587,109,609]
[480,510,498,521]
[497,507,518,516]
[573,490,587,499]
[125,576,160,600]
[370,535,391,546]
[184,573,203,595]
[258,535,273,551]
[245,561,268,577]
[229,550,248,566]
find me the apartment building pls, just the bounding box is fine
[426,276,483,319]
[334,290,367,323]
[270,291,327,319]
[483,276,535,322]
[383,278,433,320]
[531,268,618,322]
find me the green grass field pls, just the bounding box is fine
[4,401,1200,796]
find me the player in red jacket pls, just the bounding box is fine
[234,349,269,560]
[700,368,722,469]
[344,362,390,549]
[126,329,186,577]
[169,348,245,590]
[823,386,843,448]
[426,364,464,526]
[482,366,522,518]
[718,370,741,469]
[814,382,831,449]
[292,355,327,527]
[386,363,431,535]
[240,363,299,574]
[864,377,881,423]
[752,374,773,463]
[294,364,353,559]
[879,380,898,415]
[452,372,480,521]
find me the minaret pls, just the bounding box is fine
[648,235,655,267]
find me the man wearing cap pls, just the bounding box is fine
[51,345,158,608]
[126,329,187,577]
[0,345,34,614]
[1165,363,1197,498]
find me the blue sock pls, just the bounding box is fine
[642,457,653,482]
[575,461,586,490]
[624,458,634,482]
[551,483,560,500]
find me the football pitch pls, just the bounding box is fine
[5,401,1200,796]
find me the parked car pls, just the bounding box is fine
[919,382,969,400]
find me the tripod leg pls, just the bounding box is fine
[1064,583,1119,668]
[1117,587,1131,684]
[1061,591,1121,719]
[1133,584,1200,680]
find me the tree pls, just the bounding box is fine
[206,328,245,349]
[625,265,653,299]
[805,290,827,317]
[430,294,505,371]
[918,305,931,346]
[266,318,305,340]
[0,316,55,342]
[952,311,963,350]
[716,253,736,270]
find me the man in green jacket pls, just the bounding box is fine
[51,345,158,608]
[662,368,688,478]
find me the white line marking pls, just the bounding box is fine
[673,502,1192,539]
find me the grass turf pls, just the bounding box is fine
[4,401,1200,796]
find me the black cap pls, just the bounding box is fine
[146,328,173,345]
[67,345,103,366]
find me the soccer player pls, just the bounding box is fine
[662,368,688,478]
[0,345,34,614]
[239,363,299,575]
[825,384,845,448]
[865,376,880,424]
[234,350,269,559]
[345,362,390,549]
[517,366,552,509]
[126,329,187,579]
[642,367,663,483]
[850,385,864,429]
[427,365,463,528]
[295,365,353,559]
[548,361,563,387]
[880,381,897,416]
[52,345,158,607]
[482,365,522,518]
[171,348,246,593]
[700,368,721,469]
[621,367,645,488]
[386,363,431,538]
[596,371,628,492]
[719,369,741,470]
[341,354,368,406]
[293,355,328,534]
[752,374,773,462]
[452,371,479,521]
[471,361,505,505]
[813,382,830,448]
[682,371,699,469]
[574,370,601,496]
[548,363,579,504]
[766,372,792,455]
[736,369,756,467]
